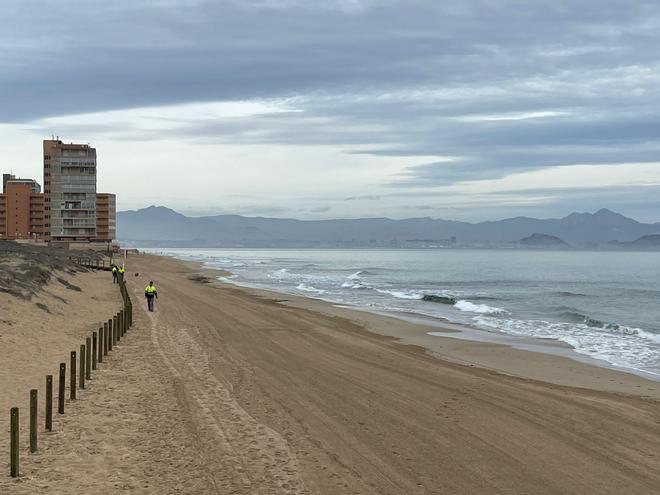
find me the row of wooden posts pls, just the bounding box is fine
[9,270,133,478]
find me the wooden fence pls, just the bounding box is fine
[67,256,114,271]
[8,264,133,478]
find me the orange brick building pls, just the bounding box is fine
[0,187,115,241]
[95,193,116,242]
[0,179,45,240]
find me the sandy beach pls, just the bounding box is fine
[1,251,659,494]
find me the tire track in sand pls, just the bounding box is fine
[136,287,306,494]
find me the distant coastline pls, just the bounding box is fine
[124,240,660,251]
[118,206,660,249]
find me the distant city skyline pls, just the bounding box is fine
[2,1,660,222]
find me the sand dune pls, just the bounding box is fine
[0,259,122,489]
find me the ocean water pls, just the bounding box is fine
[150,248,660,378]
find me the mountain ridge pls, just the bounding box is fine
[117,206,660,247]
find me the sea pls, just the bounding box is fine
[148,248,660,379]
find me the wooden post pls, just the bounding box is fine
[108,319,113,351]
[80,344,86,390]
[112,316,118,346]
[92,331,98,370]
[103,322,108,356]
[58,363,65,414]
[99,326,104,361]
[70,351,77,400]
[30,389,38,453]
[10,407,19,477]
[116,312,121,342]
[86,337,91,380]
[46,375,53,431]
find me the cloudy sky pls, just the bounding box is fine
[2,0,660,222]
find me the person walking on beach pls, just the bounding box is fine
[112,265,118,284]
[118,266,126,282]
[145,281,158,312]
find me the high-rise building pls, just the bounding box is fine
[43,139,97,241]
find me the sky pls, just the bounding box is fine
[2,0,660,222]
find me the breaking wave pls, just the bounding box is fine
[554,291,589,297]
[375,289,424,299]
[454,300,509,315]
[296,283,327,295]
[561,310,615,329]
[341,281,371,289]
[474,315,660,375]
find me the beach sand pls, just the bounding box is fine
[1,252,659,494]
[0,257,123,489]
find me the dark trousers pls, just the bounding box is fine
[147,296,155,312]
[113,274,117,284]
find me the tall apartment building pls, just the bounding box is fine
[44,139,97,241]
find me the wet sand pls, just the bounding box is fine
[2,253,659,494]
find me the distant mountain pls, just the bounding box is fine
[609,234,660,249]
[518,233,568,247]
[117,206,660,248]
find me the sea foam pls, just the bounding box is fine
[375,289,424,299]
[474,315,660,376]
[296,283,327,295]
[454,300,508,315]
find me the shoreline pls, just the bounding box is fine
[152,248,660,383]
[184,259,660,397]
[369,308,660,383]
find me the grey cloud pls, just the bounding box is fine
[297,206,332,213]
[345,195,381,201]
[4,0,660,217]
[3,0,659,122]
